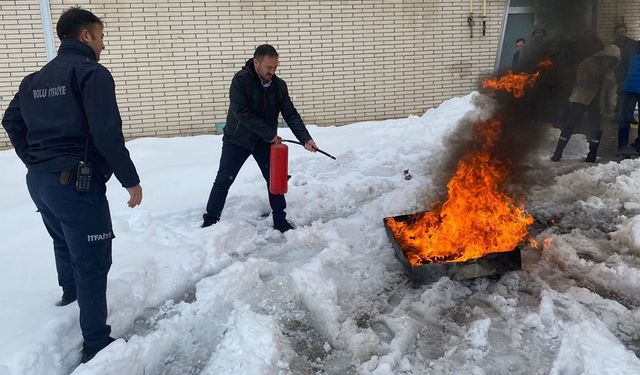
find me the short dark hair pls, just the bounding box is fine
[515,38,526,44]
[615,23,628,32]
[56,7,103,41]
[254,44,279,61]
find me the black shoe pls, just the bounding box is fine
[55,291,77,307]
[273,219,295,233]
[201,214,219,228]
[550,152,562,162]
[81,337,116,364]
[585,140,599,163]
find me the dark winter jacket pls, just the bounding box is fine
[1,40,139,187]
[511,50,520,70]
[223,59,312,151]
[623,45,640,94]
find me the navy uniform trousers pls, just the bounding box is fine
[26,171,113,350]
[205,140,286,221]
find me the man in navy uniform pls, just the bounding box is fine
[2,7,142,363]
[202,44,318,232]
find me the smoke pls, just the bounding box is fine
[421,0,619,205]
[427,61,574,205]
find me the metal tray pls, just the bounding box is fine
[384,213,522,285]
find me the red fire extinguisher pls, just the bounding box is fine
[269,139,288,195]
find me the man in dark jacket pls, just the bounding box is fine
[617,42,640,155]
[202,44,318,232]
[2,7,142,363]
[511,38,526,69]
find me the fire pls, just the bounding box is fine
[385,118,533,265]
[530,237,553,251]
[385,62,553,266]
[482,59,552,98]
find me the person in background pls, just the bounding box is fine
[202,44,318,232]
[1,7,142,363]
[551,45,620,162]
[617,42,640,155]
[514,27,547,73]
[511,38,526,69]
[614,23,638,120]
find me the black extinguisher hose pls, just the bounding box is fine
[281,139,337,160]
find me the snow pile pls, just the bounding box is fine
[1,93,640,374]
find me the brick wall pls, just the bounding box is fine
[0,0,509,149]
[0,1,48,148]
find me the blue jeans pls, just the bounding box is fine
[617,92,640,149]
[205,141,286,221]
[26,171,113,349]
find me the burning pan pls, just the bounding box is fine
[384,213,522,285]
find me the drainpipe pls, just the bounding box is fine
[38,0,56,61]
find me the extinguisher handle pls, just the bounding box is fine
[281,139,336,160]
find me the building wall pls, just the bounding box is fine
[0,0,508,149]
[0,1,48,149]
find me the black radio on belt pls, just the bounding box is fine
[75,136,92,192]
[75,161,92,192]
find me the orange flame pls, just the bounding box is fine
[384,63,554,266]
[482,59,552,98]
[386,118,533,265]
[529,236,553,251]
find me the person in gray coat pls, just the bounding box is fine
[551,44,620,162]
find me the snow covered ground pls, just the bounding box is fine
[2,93,640,374]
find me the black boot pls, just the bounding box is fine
[81,337,116,363]
[274,220,294,233]
[55,289,77,307]
[201,213,219,228]
[551,138,568,162]
[585,140,600,163]
[273,212,295,233]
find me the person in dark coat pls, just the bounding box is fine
[511,38,526,69]
[1,7,142,363]
[514,27,548,73]
[202,44,318,232]
[617,42,640,155]
[551,45,620,162]
[614,23,638,119]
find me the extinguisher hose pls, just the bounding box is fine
[281,139,337,160]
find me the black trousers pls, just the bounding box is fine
[617,92,640,149]
[560,102,602,142]
[26,171,113,349]
[205,141,286,221]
